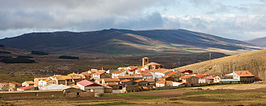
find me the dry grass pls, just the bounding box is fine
[175,49,266,80]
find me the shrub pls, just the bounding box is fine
[0,51,11,54]
[17,55,33,58]
[0,57,35,63]
[0,45,4,47]
[59,55,79,60]
[31,51,48,55]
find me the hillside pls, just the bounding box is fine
[247,37,266,47]
[0,51,227,82]
[0,29,258,54]
[174,49,266,80]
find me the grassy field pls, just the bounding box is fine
[2,84,266,106]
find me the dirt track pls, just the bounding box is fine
[191,83,266,90]
[133,89,191,97]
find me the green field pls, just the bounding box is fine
[2,84,266,106]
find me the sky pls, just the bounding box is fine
[0,0,266,40]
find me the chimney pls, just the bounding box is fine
[142,57,149,66]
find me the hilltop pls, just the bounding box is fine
[247,37,266,47]
[174,49,266,80]
[0,29,258,55]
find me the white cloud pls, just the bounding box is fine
[0,0,266,40]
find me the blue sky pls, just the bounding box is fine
[0,0,266,40]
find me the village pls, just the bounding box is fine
[0,57,257,99]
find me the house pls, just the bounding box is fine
[233,70,255,83]
[155,80,165,87]
[144,78,156,86]
[92,70,107,79]
[165,71,179,81]
[35,78,56,89]
[39,84,71,91]
[144,62,162,70]
[204,76,214,84]
[213,76,221,83]
[50,75,73,85]
[155,80,173,87]
[180,70,193,75]
[17,85,35,91]
[220,79,239,84]
[120,79,134,86]
[179,75,199,86]
[172,82,183,87]
[8,82,21,91]
[0,83,9,91]
[196,74,207,84]
[96,78,120,84]
[77,80,104,93]
[22,81,34,87]
[112,70,126,78]
[140,70,153,79]
[95,78,120,90]
[150,69,172,79]
[68,73,86,84]
[118,74,143,80]
[142,57,162,70]
[134,79,148,86]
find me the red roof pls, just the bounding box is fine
[93,71,106,75]
[77,80,101,87]
[0,83,9,85]
[150,69,171,73]
[129,67,138,72]
[234,71,254,77]
[179,70,193,74]
[17,85,34,90]
[196,74,207,78]
[179,75,192,79]
[166,71,178,77]
[204,76,214,79]
[120,79,131,83]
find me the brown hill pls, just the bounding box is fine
[174,49,266,80]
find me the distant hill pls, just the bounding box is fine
[247,37,266,47]
[174,49,266,80]
[0,29,259,54]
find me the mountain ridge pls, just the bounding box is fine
[247,37,266,47]
[0,28,259,54]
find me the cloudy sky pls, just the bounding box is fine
[0,0,266,40]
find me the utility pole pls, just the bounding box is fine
[209,52,212,60]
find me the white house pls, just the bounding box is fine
[155,80,165,87]
[172,82,182,86]
[112,70,126,78]
[92,70,106,79]
[39,84,70,91]
[233,70,255,83]
[150,69,172,79]
[22,81,34,87]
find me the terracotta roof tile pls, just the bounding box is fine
[17,85,34,90]
[150,69,171,73]
[196,74,207,78]
[234,70,254,77]
[166,71,178,77]
[179,75,192,79]
[112,70,125,74]
[120,79,131,82]
[77,80,101,87]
